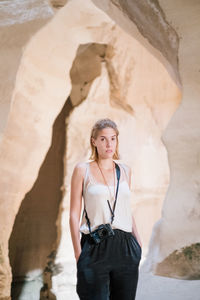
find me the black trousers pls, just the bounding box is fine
[76,228,142,300]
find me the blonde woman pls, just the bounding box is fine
[69,118,142,300]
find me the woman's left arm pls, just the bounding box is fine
[131,214,142,248]
[128,165,142,248]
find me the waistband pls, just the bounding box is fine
[81,228,132,243]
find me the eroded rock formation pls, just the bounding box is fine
[156,243,200,280]
[141,0,200,280]
[0,0,199,299]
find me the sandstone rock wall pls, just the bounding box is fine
[1,0,199,298]
[0,0,54,141]
[148,0,200,279]
[92,0,180,88]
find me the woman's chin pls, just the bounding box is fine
[105,152,114,157]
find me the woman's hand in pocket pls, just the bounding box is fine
[136,236,142,248]
[132,233,142,249]
[75,251,81,263]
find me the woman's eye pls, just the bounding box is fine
[100,137,116,141]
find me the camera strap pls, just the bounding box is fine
[83,162,121,234]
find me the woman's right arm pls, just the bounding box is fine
[69,163,85,262]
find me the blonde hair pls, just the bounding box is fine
[89,118,120,161]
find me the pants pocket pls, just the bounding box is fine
[76,249,84,266]
[76,237,90,267]
[128,234,142,264]
[131,234,142,252]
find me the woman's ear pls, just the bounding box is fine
[91,137,96,147]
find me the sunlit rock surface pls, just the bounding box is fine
[143,0,200,280]
[0,0,54,139]
[156,243,200,279]
[0,0,199,299]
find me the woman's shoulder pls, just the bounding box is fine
[73,160,90,175]
[116,161,131,178]
[74,161,88,169]
[117,161,131,170]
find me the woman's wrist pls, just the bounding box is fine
[75,249,81,261]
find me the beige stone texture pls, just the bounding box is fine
[0,0,54,141]
[144,0,200,279]
[0,0,199,299]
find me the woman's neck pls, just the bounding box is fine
[96,158,114,170]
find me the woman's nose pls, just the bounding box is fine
[106,140,111,147]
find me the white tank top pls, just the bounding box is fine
[79,161,133,234]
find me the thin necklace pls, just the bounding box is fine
[96,160,116,203]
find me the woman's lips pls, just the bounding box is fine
[106,150,113,153]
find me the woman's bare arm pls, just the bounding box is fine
[69,163,85,262]
[131,214,142,248]
[128,165,142,248]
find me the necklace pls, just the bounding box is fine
[96,160,116,203]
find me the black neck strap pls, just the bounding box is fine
[83,162,121,234]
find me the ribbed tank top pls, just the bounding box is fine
[79,161,133,234]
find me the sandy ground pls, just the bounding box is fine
[12,255,200,299]
[136,265,200,300]
[53,254,200,300]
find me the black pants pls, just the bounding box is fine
[76,228,142,300]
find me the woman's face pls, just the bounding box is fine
[92,127,117,159]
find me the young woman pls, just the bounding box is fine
[69,118,142,300]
